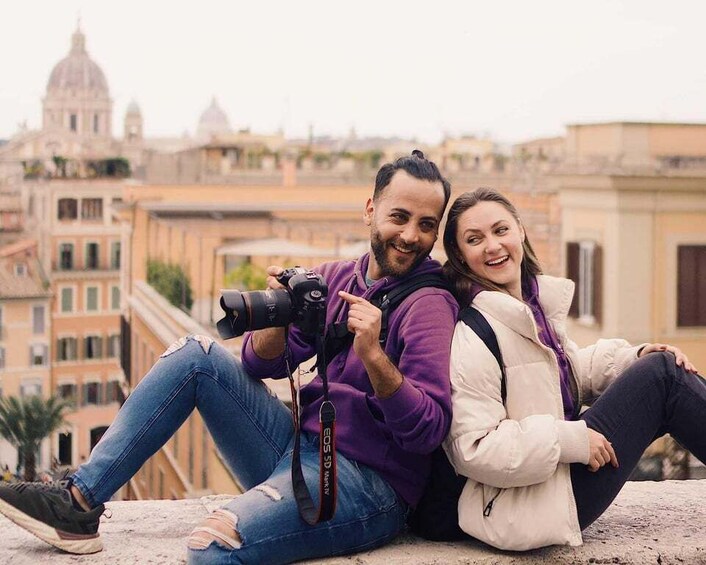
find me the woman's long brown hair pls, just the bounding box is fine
[442,187,543,307]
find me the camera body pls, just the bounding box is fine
[217,267,328,339]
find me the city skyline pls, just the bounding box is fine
[2,0,706,144]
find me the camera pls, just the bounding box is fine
[217,267,328,339]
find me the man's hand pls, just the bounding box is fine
[338,291,383,363]
[586,428,619,472]
[264,265,286,290]
[338,290,403,398]
[251,265,287,359]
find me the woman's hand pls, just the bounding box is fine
[587,428,619,472]
[639,343,697,373]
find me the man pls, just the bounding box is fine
[0,151,458,563]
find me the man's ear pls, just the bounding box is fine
[363,198,374,226]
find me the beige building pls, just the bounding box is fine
[19,178,126,467]
[0,239,52,470]
[556,173,706,369]
[510,122,706,370]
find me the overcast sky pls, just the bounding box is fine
[1,0,705,144]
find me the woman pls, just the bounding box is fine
[441,187,705,551]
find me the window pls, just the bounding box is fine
[60,287,74,312]
[70,113,77,132]
[106,334,121,358]
[0,307,3,338]
[566,241,602,324]
[83,382,102,405]
[21,380,42,397]
[0,347,5,370]
[30,344,48,366]
[58,199,78,220]
[32,305,45,334]
[677,245,706,327]
[59,243,74,270]
[57,383,77,401]
[14,263,27,277]
[86,287,99,311]
[93,114,99,134]
[105,380,122,403]
[110,241,121,270]
[58,432,72,465]
[81,198,103,221]
[85,242,100,269]
[84,335,103,360]
[90,426,108,451]
[57,337,78,361]
[111,286,120,310]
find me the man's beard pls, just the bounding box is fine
[370,228,428,278]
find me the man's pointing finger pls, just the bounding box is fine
[338,290,364,304]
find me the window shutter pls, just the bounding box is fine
[678,246,698,326]
[699,247,706,325]
[82,383,88,406]
[566,242,580,317]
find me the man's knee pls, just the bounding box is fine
[188,509,241,551]
[161,334,215,359]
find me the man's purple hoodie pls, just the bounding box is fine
[241,253,458,506]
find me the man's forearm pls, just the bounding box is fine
[251,327,286,359]
[361,346,404,399]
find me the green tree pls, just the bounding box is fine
[146,259,194,312]
[224,262,268,291]
[52,155,69,178]
[0,395,71,481]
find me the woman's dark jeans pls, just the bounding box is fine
[571,351,706,529]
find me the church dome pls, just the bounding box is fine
[46,27,109,95]
[126,100,142,116]
[196,97,231,140]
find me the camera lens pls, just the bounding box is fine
[217,288,294,339]
[244,289,293,330]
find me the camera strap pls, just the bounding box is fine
[285,327,337,525]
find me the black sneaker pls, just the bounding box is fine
[0,479,104,554]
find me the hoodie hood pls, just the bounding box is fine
[352,252,444,296]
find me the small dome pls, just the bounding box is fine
[46,28,109,95]
[197,96,231,140]
[126,100,142,116]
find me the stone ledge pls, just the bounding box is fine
[2,480,705,564]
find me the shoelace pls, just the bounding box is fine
[8,475,111,519]
[9,478,70,494]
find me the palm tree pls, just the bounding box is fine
[0,395,71,481]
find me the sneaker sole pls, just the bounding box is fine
[0,497,103,554]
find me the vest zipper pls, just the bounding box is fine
[483,490,501,517]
